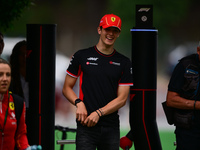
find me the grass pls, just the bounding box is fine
[55,129,176,150]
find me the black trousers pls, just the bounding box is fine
[175,126,200,150]
[76,125,120,150]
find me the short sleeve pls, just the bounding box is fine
[119,59,133,86]
[168,61,185,93]
[66,51,81,78]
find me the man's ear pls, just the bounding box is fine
[97,27,101,35]
[197,46,200,60]
[117,31,121,37]
[197,46,200,53]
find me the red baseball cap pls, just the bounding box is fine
[99,14,122,31]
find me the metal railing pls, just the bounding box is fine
[55,125,77,150]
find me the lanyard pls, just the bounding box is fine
[0,104,9,134]
[0,93,10,150]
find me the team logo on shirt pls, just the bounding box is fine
[11,112,16,120]
[9,102,15,110]
[86,57,98,65]
[109,61,120,66]
[87,57,98,61]
[69,55,74,65]
[130,67,132,74]
[86,62,98,65]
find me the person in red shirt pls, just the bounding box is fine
[0,58,29,150]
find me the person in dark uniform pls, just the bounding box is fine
[166,42,200,150]
[62,14,133,150]
[10,40,29,108]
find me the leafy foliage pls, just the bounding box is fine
[0,0,32,31]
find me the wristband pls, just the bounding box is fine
[75,99,82,107]
[194,100,196,110]
[99,108,104,116]
[95,110,100,117]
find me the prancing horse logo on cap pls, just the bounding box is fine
[111,17,116,22]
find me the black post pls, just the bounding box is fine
[26,24,56,150]
[128,5,162,150]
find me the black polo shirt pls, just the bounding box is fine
[67,46,133,127]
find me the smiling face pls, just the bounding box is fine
[0,64,11,94]
[98,27,120,47]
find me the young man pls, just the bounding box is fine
[63,14,133,150]
[166,42,200,150]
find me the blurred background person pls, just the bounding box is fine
[0,32,4,56]
[9,40,29,108]
[166,42,200,150]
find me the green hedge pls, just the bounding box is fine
[55,129,176,150]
